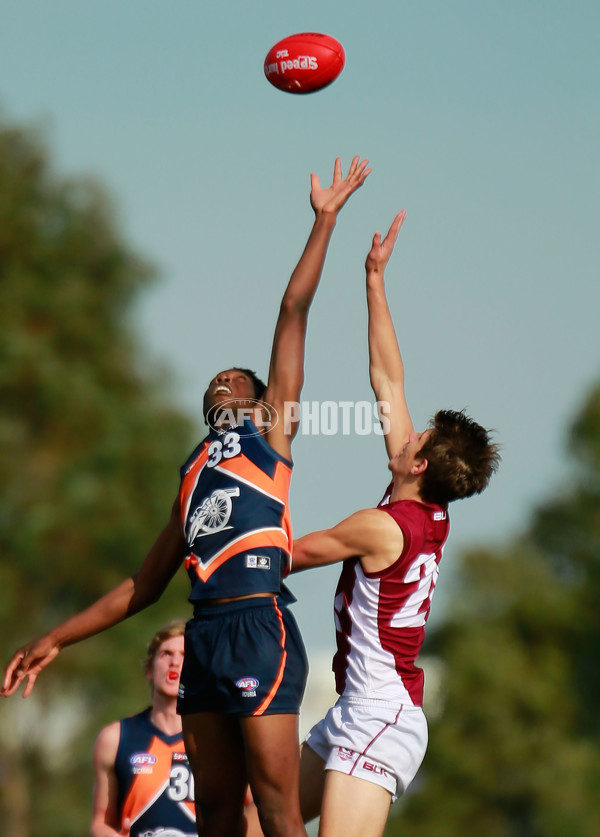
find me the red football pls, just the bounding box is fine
[264,32,345,94]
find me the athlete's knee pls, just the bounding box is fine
[254,797,306,837]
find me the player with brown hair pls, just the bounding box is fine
[91,621,196,837]
[247,210,500,837]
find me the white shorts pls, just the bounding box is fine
[304,697,428,802]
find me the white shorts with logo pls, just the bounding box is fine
[304,696,428,802]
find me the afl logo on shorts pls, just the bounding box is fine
[236,677,259,697]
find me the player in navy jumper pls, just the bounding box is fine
[2,157,371,837]
[91,622,196,837]
[247,211,500,837]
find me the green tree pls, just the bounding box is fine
[385,384,600,836]
[0,115,196,837]
[531,386,600,744]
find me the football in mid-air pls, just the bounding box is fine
[264,32,345,94]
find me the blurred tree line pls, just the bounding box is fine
[0,114,197,836]
[386,387,600,836]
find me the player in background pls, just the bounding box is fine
[247,211,500,837]
[91,622,198,837]
[2,157,371,837]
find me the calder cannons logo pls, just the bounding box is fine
[188,487,240,539]
[206,399,279,436]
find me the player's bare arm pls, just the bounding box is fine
[264,156,371,460]
[292,508,404,575]
[366,211,415,459]
[1,498,187,699]
[90,722,130,837]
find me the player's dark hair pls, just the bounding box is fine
[202,368,267,421]
[232,368,267,400]
[144,620,186,672]
[419,410,500,505]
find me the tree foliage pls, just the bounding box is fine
[0,115,196,837]
[386,385,600,836]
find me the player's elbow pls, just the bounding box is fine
[128,574,163,612]
[292,534,335,571]
[279,293,312,320]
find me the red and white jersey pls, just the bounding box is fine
[332,496,449,707]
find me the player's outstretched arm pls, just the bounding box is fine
[1,499,187,699]
[292,508,403,574]
[264,156,370,459]
[366,211,414,460]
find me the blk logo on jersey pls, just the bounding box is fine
[362,760,388,776]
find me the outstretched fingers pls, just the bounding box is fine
[345,155,371,188]
[332,156,343,182]
[1,641,59,698]
[382,210,406,248]
[20,670,41,699]
[1,651,24,696]
[366,210,406,273]
[309,156,371,215]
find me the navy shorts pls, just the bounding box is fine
[177,596,309,717]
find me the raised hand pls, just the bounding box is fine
[366,210,406,275]
[310,156,371,217]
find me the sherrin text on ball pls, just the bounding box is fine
[264,32,345,94]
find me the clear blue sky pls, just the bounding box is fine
[1,0,599,661]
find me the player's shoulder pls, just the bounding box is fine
[382,499,449,554]
[383,497,447,521]
[353,507,406,573]
[96,719,121,740]
[348,506,405,544]
[356,506,398,524]
[93,719,121,766]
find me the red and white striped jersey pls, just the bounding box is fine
[332,497,449,707]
